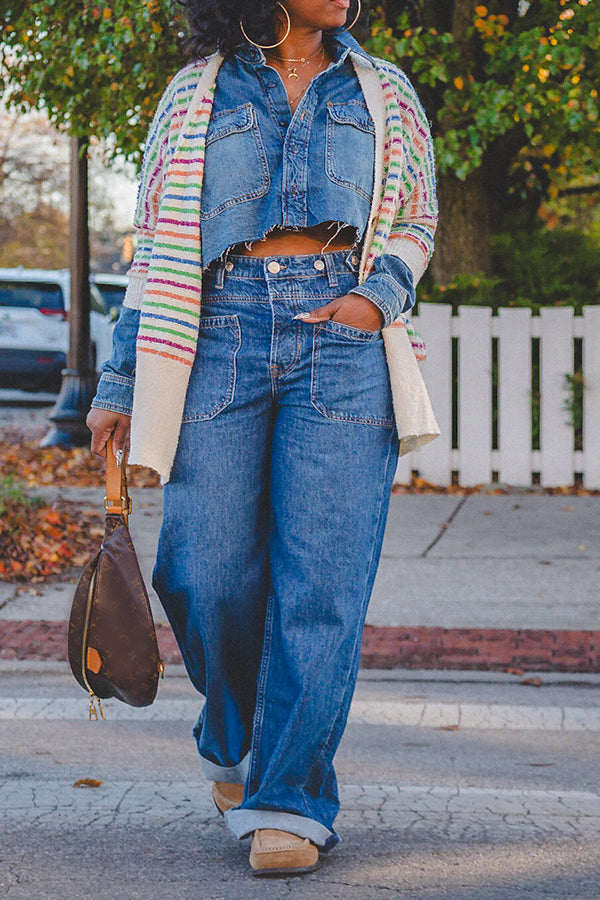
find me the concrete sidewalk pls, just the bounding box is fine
[0,487,599,670]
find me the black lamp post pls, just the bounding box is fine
[42,136,97,447]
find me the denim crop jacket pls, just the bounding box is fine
[200,32,416,328]
[92,34,439,482]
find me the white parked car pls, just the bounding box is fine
[0,267,116,392]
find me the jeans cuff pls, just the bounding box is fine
[224,808,340,851]
[199,753,249,784]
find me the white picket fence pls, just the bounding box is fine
[397,304,600,488]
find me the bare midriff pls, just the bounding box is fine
[229,222,358,258]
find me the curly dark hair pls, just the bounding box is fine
[177,0,366,59]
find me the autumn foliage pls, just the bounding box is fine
[0,432,159,582]
[0,482,103,582]
[0,434,159,488]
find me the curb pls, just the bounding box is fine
[1,620,600,673]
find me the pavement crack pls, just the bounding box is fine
[421,494,469,558]
[105,782,135,827]
[0,589,18,613]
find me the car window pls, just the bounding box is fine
[94,283,126,314]
[90,284,107,315]
[0,281,65,312]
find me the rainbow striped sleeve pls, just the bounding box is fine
[383,63,438,276]
[124,61,208,309]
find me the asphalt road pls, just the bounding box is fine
[1,664,599,900]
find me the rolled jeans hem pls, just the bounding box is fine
[224,808,339,851]
[200,753,249,784]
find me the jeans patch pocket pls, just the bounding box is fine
[326,101,376,202]
[182,315,241,423]
[201,103,270,219]
[310,320,394,427]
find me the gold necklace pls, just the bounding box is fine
[286,48,327,108]
[266,44,325,80]
[288,81,309,107]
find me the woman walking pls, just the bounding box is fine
[87,0,438,876]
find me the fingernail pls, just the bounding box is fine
[293,312,312,320]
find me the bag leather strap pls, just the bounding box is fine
[104,435,131,522]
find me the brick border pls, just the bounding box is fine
[360,625,600,672]
[1,621,599,672]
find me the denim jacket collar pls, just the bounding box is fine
[233,28,372,68]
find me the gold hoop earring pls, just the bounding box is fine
[240,1,291,50]
[326,0,361,34]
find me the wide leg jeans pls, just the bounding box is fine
[153,249,399,850]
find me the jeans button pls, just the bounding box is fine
[313,259,325,271]
[267,260,281,274]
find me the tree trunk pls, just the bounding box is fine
[430,169,492,283]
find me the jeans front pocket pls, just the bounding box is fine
[182,315,241,423]
[310,320,394,427]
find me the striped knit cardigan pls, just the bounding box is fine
[123,50,440,482]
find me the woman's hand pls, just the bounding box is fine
[86,408,131,458]
[295,293,384,331]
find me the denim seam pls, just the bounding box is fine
[268,295,279,400]
[100,373,135,386]
[247,590,276,792]
[320,319,381,341]
[90,400,133,416]
[310,429,396,777]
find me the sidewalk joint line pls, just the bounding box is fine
[421,495,469,558]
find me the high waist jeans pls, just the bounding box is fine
[152,249,399,851]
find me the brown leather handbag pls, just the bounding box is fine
[68,436,164,719]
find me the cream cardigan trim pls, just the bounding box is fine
[126,51,440,480]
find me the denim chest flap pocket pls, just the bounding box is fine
[201,103,270,219]
[325,101,375,203]
[182,315,241,423]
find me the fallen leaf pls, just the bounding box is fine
[436,724,460,731]
[521,676,543,687]
[73,778,104,788]
[507,667,525,675]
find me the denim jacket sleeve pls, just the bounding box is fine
[349,254,415,327]
[90,307,140,416]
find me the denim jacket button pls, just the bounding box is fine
[267,260,281,274]
[225,261,234,272]
[313,259,325,271]
[351,254,359,266]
